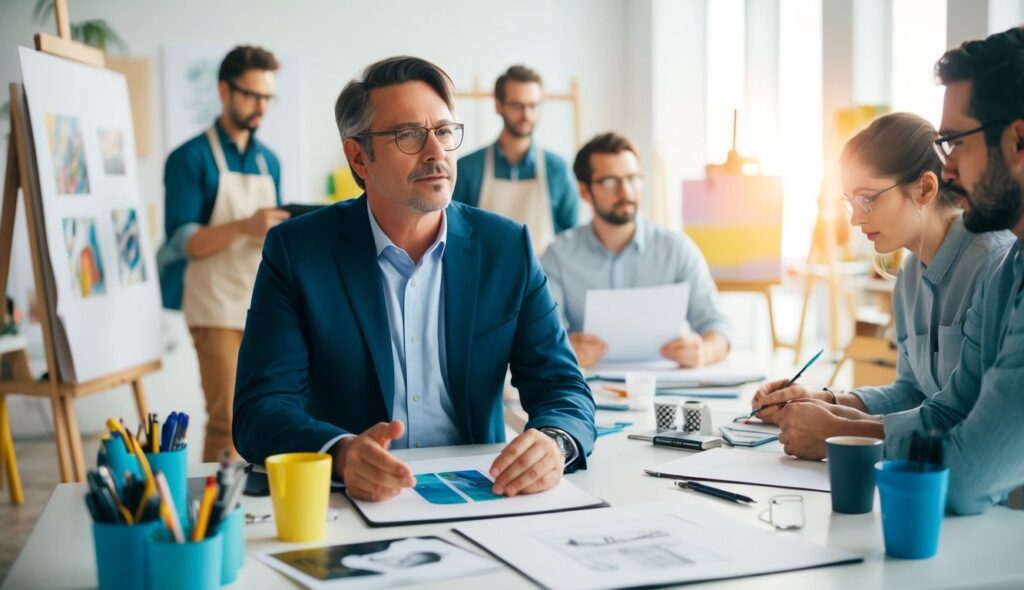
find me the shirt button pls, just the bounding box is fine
[410,279,416,287]
[413,395,421,402]
[410,336,418,344]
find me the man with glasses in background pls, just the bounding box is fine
[452,65,580,254]
[233,56,595,502]
[159,45,289,461]
[540,132,732,369]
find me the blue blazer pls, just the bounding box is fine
[233,196,596,467]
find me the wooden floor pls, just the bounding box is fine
[0,435,100,584]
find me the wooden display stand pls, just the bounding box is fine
[0,0,159,483]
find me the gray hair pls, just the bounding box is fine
[334,56,455,189]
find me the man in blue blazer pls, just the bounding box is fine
[233,56,596,502]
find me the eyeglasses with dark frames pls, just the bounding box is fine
[227,80,277,106]
[933,120,1008,164]
[355,123,465,155]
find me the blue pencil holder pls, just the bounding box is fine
[214,506,245,584]
[99,438,142,489]
[92,520,161,590]
[145,446,188,521]
[875,460,949,559]
[147,528,224,590]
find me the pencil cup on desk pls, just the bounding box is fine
[214,506,245,584]
[266,452,332,542]
[99,437,142,489]
[145,446,188,520]
[875,460,949,559]
[147,528,224,590]
[92,520,161,590]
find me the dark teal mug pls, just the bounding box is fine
[825,436,884,514]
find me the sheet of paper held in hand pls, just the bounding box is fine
[648,447,831,492]
[455,502,861,590]
[347,454,606,526]
[583,283,690,361]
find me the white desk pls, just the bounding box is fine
[6,392,1024,589]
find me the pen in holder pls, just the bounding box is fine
[145,446,188,521]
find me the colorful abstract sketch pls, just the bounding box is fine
[111,209,145,285]
[62,217,106,298]
[97,128,126,175]
[46,114,91,194]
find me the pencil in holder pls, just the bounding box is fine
[99,438,142,489]
[92,520,161,590]
[147,528,224,590]
[214,506,245,584]
[145,446,188,520]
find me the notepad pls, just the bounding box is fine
[647,447,830,492]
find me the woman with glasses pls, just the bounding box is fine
[750,112,1014,460]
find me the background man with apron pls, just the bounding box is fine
[158,46,289,461]
[452,65,580,254]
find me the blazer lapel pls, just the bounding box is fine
[443,206,481,442]
[332,196,395,419]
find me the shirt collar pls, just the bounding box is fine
[583,218,646,255]
[366,201,448,265]
[922,215,967,286]
[493,139,537,168]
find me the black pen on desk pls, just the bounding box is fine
[747,348,824,419]
[674,480,755,504]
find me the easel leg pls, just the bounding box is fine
[762,287,780,351]
[794,274,814,363]
[49,394,72,482]
[60,394,85,481]
[131,379,149,426]
[0,393,24,504]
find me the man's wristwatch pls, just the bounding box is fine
[539,427,578,465]
[822,386,839,404]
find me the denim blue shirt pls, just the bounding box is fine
[157,119,282,310]
[453,141,579,232]
[365,204,461,450]
[853,217,1014,413]
[884,238,1024,515]
[540,219,733,343]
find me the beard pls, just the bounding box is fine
[960,146,1024,233]
[502,115,534,139]
[229,107,261,133]
[593,199,637,226]
[406,162,454,213]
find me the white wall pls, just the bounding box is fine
[0,0,636,441]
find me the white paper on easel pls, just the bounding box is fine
[583,283,690,362]
[19,47,162,383]
[455,502,861,590]
[648,447,831,492]
[348,454,606,526]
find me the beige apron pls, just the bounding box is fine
[183,127,277,329]
[477,144,555,255]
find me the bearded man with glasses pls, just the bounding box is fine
[233,56,595,502]
[540,132,732,369]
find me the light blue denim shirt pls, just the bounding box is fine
[539,218,732,343]
[853,217,1015,413]
[884,238,1024,515]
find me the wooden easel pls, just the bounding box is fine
[0,0,159,483]
[456,77,584,148]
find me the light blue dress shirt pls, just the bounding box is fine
[852,217,1014,413]
[318,204,463,452]
[540,219,733,343]
[884,238,1024,515]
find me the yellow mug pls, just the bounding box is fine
[265,452,332,542]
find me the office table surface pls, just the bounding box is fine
[5,395,1024,589]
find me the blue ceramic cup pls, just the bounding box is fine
[826,436,884,514]
[147,528,223,590]
[92,520,161,590]
[214,506,245,584]
[145,446,188,520]
[875,459,949,559]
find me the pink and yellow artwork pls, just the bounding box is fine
[62,217,106,298]
[46,114,91,194]
[682,175,784,283]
